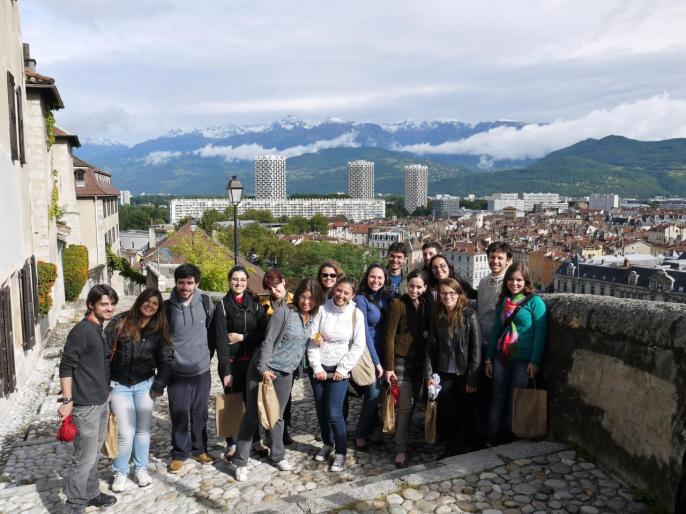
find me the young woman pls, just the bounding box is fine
[214,266,267,459]
[317,260,345,298]
[425,278,481,456]
[353,264,389,450]
[106,288,173,492]
[428,254,477,301]
[259,269,296,445]
[384,269,430,468]
[308,277,366,473]
[232,279,324,481]
[484,263,547,446]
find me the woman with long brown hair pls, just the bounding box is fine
[425,278,481,456]
[106,288,173,492]
[317,259,345,298]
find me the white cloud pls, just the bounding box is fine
[401,95,686,160]
[143,151,183,166]
[193,132,360,161]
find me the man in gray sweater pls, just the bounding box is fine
[165,264,214,474]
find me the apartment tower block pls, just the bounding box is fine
[347,160,375,199]
[255,155,286,200]
[404,164,428,214]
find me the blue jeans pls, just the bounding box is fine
[310,366,349,455]
[488,354,529,445]
[355,379,381,438]
[110,377,155,474]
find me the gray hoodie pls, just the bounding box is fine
[168,288,213,377]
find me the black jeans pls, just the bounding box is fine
[168,370,211,460]
[436,372,473,452]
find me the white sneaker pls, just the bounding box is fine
[330,454,346,472]
[111,473,129,492]
[136,468,152,487]
[274,459,293,471]
[314,445,333,462]
[234,466,248,482]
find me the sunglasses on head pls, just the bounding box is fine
[320,273,337,279]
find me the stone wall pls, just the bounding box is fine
[542,294,685,504]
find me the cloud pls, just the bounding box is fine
[400,94,686,160]
[193,132,360,161]
[143,151,183,166]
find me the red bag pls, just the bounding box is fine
[57,415,78,442]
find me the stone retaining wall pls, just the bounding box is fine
[542,293,685,504]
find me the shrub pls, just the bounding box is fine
[106,245,146,286]
[36,261,57,316]
[63,245,88,301]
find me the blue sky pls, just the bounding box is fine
[20,0,686,156]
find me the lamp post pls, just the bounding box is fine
[190,218,197,252]
[227,175,243,264]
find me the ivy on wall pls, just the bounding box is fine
[46,110,55,148]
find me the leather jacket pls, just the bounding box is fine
[424,307,482,388]
[105,315,174,394]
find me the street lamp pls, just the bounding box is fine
[227,175,243,264]
[190,218,197,252]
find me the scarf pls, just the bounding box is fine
[497,293,526,360]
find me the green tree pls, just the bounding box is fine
[309,214,329,233]
[281,216,310,235]
[385,197,409,218]
[460,198,488,210]
[239,209,275,223]
[171,233,233,292]
[199,208,230,233]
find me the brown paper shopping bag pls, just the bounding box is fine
[257,378,280,430]
[424,400,438,444]
[215,393,245,438]
[381,388,396,433]
[512,385,547,439]
[101,412,118,459]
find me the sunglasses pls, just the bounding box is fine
[320,273,337,279]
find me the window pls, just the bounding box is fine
[15,87,25,164]
[6,72,18,161]
[0,285,17,397]
[19,258,37,351]
[75,169,85,186]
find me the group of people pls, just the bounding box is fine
[57,240,547,513]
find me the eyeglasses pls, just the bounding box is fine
[439,291,459,298]
[298,296,314,302]
[432,264,449,271]
[320,273,337,279]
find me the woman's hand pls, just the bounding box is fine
[375,364,384,380]
[425,378,433,388]
[311,332,325,347]
[262,370,276,381]
[228,333,244,344]
[384,370,397,384]
[527,363,539,378]
[465,385,477,394]
[223,375,233,388]
[484,361,493,378]
[58,402,73,421]
[333,371,347,381]
[314,371,327,381]
[150,389,163,399]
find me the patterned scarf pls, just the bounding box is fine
[497,293,526,360]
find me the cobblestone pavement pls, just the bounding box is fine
[0,298,649,514]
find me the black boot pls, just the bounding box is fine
[283,427,294,445]
[87,493,117,508]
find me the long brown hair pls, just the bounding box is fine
[499,262,534,301]
[434,278,468,336]
[118,288,172,345]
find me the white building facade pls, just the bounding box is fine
[445,247,490,287]
[589,193,619,211]
[347,160,374,199]
[404,164,428,213]
[488,192,561,212]
[255,155,286,200]
[432,194,461,217]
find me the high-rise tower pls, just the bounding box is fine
[255,155,286,200]
[347,160,374,199]
[404,164,428,214]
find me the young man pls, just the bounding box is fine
[475,241,513,445]
[387,241,408,298]
[59,284,119,514]
[165,263,215,473]
[421,241,442,271]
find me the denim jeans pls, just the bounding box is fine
[310,365,349,455]
[110,377,155,474]
[355,379,381,438]
[65,402,109,506]
[488,353,529,445]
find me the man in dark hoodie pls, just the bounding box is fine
[58,284,119,514]
[165,264,215,474]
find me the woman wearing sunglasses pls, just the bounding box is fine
[317,260,345,298]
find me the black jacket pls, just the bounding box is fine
[105,314,174,394]
[214,292,267,378]
[425,307,482,388]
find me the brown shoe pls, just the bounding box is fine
[168,459,185,474]
[191,452,214,464]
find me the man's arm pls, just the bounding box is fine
[58,377,73,420]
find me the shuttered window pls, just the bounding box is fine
[6,71,18,162]
[19,260,36,351]
[0,286,17,397]
[16,87,25,164]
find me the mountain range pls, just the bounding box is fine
[76,117,686,198]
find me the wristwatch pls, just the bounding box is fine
[57,397,73,404]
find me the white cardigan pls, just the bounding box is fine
[307,299,366,376]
